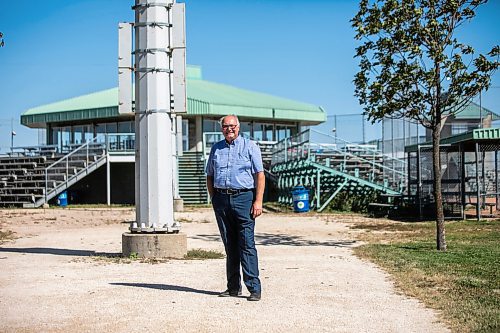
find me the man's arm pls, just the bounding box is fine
[207,175,214,199]
[251,171,265,218]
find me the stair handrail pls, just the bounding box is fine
[271,129,407,191]
[271,129,311,164]
[272,128,407,169]
[309,129,407,167]
[310,142,406,177]
[44,135,106,204]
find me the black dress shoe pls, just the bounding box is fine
[218,289,242,297]
[247,292,261,301]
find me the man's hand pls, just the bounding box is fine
[251,200,263,219]
[252,171,265,219]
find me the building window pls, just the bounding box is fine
[203,119,219,133]
[83,125,93,143]
[276,125,291,141]
[73,126,84,144]
[182,119,189,151]
[61,126,71,146]
[240,122,251,137]
[253,123,274,141]
[106,123,117,134]
[51,127,61,145]
[451,124,470,135]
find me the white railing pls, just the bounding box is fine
[271,128,408,190]
[44,136,106,204]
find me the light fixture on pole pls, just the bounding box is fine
[11,131,16,150]
[332,127,337,144]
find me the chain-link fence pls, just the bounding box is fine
[314,114,381,145]
[313,114,427,156]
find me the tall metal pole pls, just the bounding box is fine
[334,115,337,144]
[475,142,481,220]
[10,118,15,151]
[479,90,483,128]
[417,145,422,220]
[132,0,179,232]
[496,151,499,211]
[460,145,466,220]
[361,114,365,144]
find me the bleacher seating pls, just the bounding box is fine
[0,154,62,207]
[0,142,107,208]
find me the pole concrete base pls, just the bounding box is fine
[173,198,184,212]
[122,232,187,259]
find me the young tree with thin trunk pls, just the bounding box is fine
[352,0,498,251]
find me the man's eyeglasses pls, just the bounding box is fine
[222,124,238,130]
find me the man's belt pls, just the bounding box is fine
[215,188,253,195]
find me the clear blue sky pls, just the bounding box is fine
[0,0,499,151]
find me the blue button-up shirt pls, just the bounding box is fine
[206,136,264,189]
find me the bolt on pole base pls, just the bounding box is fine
[129,221,181,234]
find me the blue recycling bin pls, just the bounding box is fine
[57,191,68,207]
[292,186,309,213]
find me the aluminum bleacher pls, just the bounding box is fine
[0,140,107,208]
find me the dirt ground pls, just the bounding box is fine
[0,207,449,333]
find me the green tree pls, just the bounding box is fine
[352,0,498,251]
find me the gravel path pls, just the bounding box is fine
[0,208,449,333]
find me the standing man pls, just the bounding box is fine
[206,114,265,301]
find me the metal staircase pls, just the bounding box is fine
[0,139,107,208]
[178,151,208,204]
[273,158,401,211]
[271,129,406,211]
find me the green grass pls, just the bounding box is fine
[78,253,169,265]
[0,230,15,244]
[353,219,499,333]
[184,249,224,260]
[77,249,224,264]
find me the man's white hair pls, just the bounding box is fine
[219,114,240,127]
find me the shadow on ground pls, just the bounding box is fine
[191,233,356,247]
[110,282,220,295]
[0,247,120,257]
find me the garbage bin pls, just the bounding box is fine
[57,191,68,207]
[292,186,309,213]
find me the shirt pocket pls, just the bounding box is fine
[214,154,227,176]
[235,154,251,171]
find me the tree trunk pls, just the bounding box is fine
[432,125,447,251]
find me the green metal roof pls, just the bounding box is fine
[405,127,500,152]
[21,88,122,127]
[449,101,500,120]
[186,79,325,120]
[21,68,326,128]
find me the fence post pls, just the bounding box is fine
[45,170,48,205]
[66,157,69,188]
[362,114,366,144]
[284,139,288,163]
[316,169,321,209]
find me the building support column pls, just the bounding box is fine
[195,116,203,152]
[106,154,111,206]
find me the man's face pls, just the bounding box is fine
[221,116,240,143]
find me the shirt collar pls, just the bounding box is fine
[225,135,242,146]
